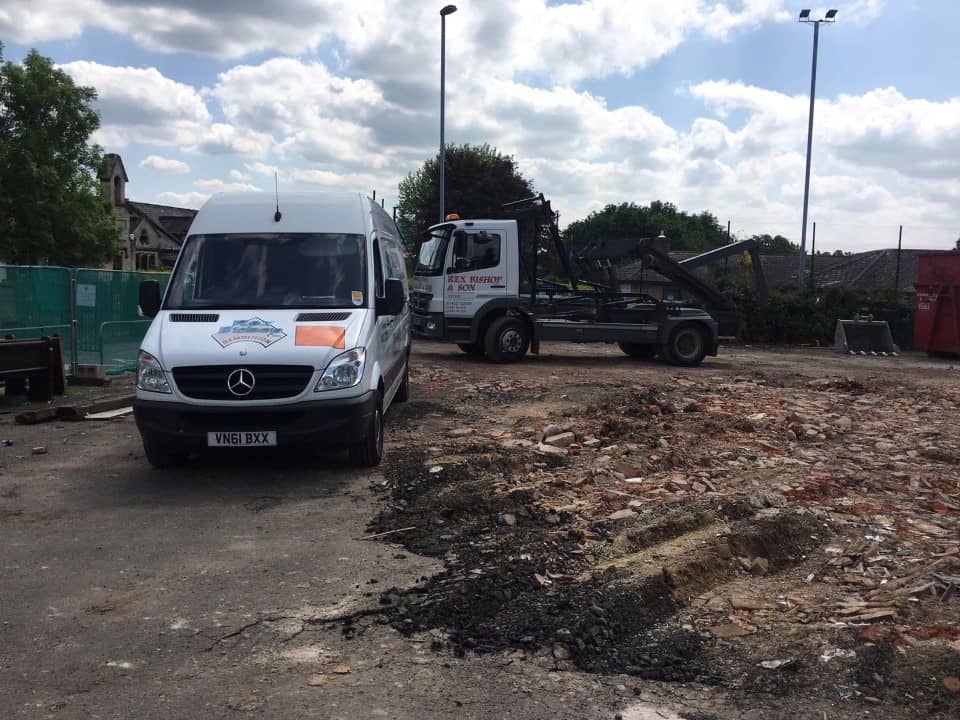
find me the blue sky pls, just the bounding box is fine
[2,1,958,250]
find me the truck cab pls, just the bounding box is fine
[411,219,521,346]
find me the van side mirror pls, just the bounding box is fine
[139,280,161,318]
[377,278,406,316]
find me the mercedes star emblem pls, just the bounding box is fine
[226,368,255,397]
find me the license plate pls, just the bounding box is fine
[207,431,277,447]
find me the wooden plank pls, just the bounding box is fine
[14,407,59,425]
[57,394,137,420]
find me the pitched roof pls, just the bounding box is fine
[98,153,128,182]
[126,201,197,250]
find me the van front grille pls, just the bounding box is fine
[172,365,314,400]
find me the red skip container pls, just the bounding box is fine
[914,252,960,354]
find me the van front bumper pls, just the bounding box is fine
[133,391,377,453]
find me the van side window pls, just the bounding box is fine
[452,231,501,271]
[382,238,406,283]
[373,238,385,297]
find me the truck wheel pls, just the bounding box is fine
[350,396,384,467]
[457,342,485,356]
[143,440,187,469]
[485,316,529,363]
[618,342,658,360]
[665,323,708,367]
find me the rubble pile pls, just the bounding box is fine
[373,364,959,713]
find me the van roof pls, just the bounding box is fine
[188,192,373,237]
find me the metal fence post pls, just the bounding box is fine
[69,271,79,375]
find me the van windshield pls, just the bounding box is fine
[164,233,367,309]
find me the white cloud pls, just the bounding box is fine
[156,190,209,208]
[189,123,273,157]
[140,155,191,174]
[288,168,393,194]
[19,2,795,81]
[157,177,262,208]
[29,1,960,250]
[59,61,211,147]
[193,178,262,193]
[844,0,887,25]
[244,162,280,177]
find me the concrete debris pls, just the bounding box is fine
[534,443,568,457]
[543,432,576,447]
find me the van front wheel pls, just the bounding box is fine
[143,439,187,469]
[350,397,384,467]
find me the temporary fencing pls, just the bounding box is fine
[0,265,168,374]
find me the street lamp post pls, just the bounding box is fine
[439,5,457,222]
[797,8,837,286]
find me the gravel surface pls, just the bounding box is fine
[1,342,958,719]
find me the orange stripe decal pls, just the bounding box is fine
[295,326,346,348]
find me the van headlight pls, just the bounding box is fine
[315,348,366,391]
[137,351,171,393]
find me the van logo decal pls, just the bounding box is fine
[212,317,286,348]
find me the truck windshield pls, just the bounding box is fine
[164,233,367,309]
[415,228,450,276]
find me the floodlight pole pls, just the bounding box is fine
[798,19,821,286]
[439,5,457,222]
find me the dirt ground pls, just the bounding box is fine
[1,342,958,719]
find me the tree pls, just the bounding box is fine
[562,201,729,255]
[751,233,800,255]
[397,144,535,246]
[0,45,117,266]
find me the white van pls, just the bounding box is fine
[133,192,410,468]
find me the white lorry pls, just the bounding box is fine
[410,195,720,366]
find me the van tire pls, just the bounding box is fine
[664,323,708,367]
[485,316,529,363]
[457,342,485,356]
[350,396,384,467]
[618,342,658,360]
[394,359,410,403]
[143,440,187,469]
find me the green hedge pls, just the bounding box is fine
[711,264,914,345]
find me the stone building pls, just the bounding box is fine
[98,153,197,271]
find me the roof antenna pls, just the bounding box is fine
[273,171,282,222]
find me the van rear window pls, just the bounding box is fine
[164,233,367,310]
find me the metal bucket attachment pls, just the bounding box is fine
[832,317,899,356]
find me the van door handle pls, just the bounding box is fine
[491,284,505,289]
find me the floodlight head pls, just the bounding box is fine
[799,8,811,19]
[825,9,838,19]
[440,5,457,16]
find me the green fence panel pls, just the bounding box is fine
[73,269,169,371]
[0,265,72,331]
[97,320,154,370]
